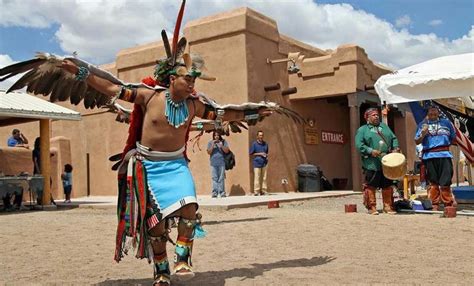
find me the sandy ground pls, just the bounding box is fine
[0,195,473,286]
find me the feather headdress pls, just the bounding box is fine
[153,0,215,87]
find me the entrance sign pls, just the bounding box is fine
[321,131,345,145]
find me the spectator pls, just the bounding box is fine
[207,132,230,198]
[249,130,269,196]
[61,164,73,203]
[32,137,41,175]
[7,129,29,148]
[415,105,456,211]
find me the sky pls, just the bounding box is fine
[0,0,473,89]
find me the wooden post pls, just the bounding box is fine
[403,175,409,200]
[454,145,460,186]
[348,93,362,192]
[468,162,473,185]
[86,153,91,197]
[40,119,51,205]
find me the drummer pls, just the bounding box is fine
[414,105,456,211]
[355,107,400,215]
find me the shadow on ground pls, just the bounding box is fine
[96,256,336,286]
[0,204,80,215]
[204,217,270,226]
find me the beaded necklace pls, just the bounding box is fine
[427,120,440,136]
[165,90,189,128]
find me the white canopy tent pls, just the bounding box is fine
[374,53,474,184]
[375,53,474,105]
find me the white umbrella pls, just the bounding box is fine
[375,53,474,104]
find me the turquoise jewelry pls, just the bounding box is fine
[196,122,204,130]
[165,90,189,128]
[75,66,90,81]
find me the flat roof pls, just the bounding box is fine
[0,90,81,122]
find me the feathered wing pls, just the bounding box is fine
[191,119,248,136]
[187,93,305,154]
[100,102,132,123]
[0,52,161,109]
[197,92,306,126]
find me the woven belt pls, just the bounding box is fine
[424,146,450,153]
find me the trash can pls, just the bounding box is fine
[332,178,348,190]
[297,164,321,192]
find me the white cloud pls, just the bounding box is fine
[395,15,412,28]
[429,19,443,26]
[0,54,20,91]
[0,54,14,67]
[0,0,52,28]
[0,0,472,69]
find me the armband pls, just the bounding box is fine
[75,66,90,81]
[120,87,137,102]
[196,122,204,130]
[203,104,217,120]
[244,110,259,121]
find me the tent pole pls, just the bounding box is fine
[381,102,388,125]
[455,145,460,186]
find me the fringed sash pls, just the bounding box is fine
[115,156,152,262]
[114,145,187,262]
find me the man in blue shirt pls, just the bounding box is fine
[207,132,230,198]
[7,129,29,148]
[249,130,269,195]
[415,105,456,210]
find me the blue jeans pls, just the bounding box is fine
[211,165,226,197]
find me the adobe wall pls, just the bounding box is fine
[0,7,416,196]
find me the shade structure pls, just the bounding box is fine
[375,53,474,104]
[0,90,81,122]
[0,90,81,205]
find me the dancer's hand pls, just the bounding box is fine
[60,59,79,75]
[421,124,429,136]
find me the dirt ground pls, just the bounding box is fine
[0,195,473,285]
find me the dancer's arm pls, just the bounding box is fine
[60,60,154,107]
[193,100,271,121]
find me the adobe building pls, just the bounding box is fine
[0,7,417,199]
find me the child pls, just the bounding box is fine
[61,164,73,203]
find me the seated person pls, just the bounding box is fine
[7,129,29,148]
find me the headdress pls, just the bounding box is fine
[153,0,215,87]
